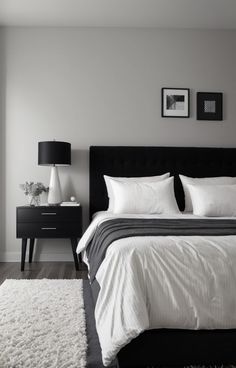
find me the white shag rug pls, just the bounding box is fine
[0,279,87,368]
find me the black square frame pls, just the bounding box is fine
[161,88,190,118]
[197,92,223,121]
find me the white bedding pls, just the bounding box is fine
[77,212,236,366]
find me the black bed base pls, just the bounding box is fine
[118,329,236,368]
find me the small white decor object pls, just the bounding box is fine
[60,201,80,206]
[60,196,79,206]
[20,182,48,206]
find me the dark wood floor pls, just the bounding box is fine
[0,262,88,285]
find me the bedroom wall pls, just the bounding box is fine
[0,28,6,259]
[1,27,236,261]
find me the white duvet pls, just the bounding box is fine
[77,212,236,366]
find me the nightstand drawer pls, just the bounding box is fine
[17,222,82,238]
[17,206,81,223]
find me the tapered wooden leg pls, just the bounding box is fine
[29,238,35,263]
[21,238,27,271]
[78,252,82,264]
[70,238,79,271]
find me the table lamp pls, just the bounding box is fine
[38,141,71,205]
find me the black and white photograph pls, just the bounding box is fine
[0,1,236,368]
[197,92,223,120]
[162,88,190,117]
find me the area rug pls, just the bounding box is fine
[0,279,87,368]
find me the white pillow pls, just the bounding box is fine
[104,173,170,211]
[109,176,180,215]
[179,175,236,212]
[187,184,236,217]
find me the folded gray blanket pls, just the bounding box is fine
[86,218,236,282]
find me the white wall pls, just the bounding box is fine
[1,27,236,261]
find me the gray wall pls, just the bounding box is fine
[0,28,6,261]
[1,27,236,261]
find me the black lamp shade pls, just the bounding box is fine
[38,141,71,166]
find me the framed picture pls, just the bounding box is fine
[197,92,223,121]
[162,88,190,118]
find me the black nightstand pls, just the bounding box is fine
[16,205,82,271]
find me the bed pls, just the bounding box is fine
[83,146,236,367]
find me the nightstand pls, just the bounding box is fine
[16,206,82,271]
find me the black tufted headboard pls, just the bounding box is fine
[89,146,236,218]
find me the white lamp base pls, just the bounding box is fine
[48,166,62,205]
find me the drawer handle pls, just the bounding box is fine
[41,227,57,230]
[41,212,57,215]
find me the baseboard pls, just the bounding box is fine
[0,251,74,262]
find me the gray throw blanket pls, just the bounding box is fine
[86,218,236,282]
